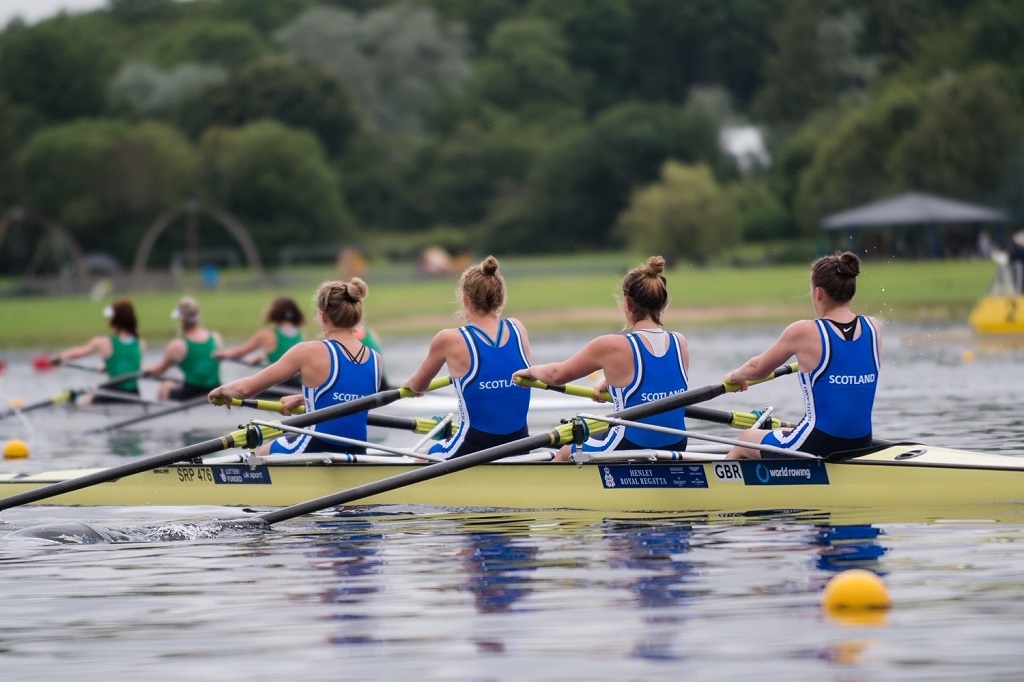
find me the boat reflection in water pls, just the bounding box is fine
[602,518,696,662]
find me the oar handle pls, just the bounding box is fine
[212,396,455,437]
[514,371,796,430]
[513,376,611,402]
[212,397,304,414]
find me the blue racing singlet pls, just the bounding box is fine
[581,330,688,452]
[269,339,381,454]
[763,316,880,455]
[430,320,531,458]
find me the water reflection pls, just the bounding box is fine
[602,518,696,662]
[459,531,539,614]
[298,517,385,646]
[812,524,887,573]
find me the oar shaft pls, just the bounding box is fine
[0,391,74,420]
[88,395,210,433]
[216,397,455,437]
[514,372,796,430]
[0,377,453,512]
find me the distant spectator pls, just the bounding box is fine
[1011,232,1024,294]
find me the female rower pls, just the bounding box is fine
[723,251,881,459]
[215,295,305,366]
[50,298,144,404]
[402,255,532,458]
[208,278,382,456]
[145,296,223,401]
[512,255,688,461]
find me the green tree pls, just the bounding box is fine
[528,0,632,112]
[0,16,124,122]
[523,102,722,251]
[206,0,315,34]
[727,178,790,243]
[407,122,533,228]
[795,69,1024,233]
[755,1,877,125]
[626,0,784,106]
[143,20,270,68]
[16,119,199,262]
[472,18,581,113]
[108,62,227,116]
[0,93,34,208]
[793,86,922,234]
[614,161,740,265]
[430,0,529,51]
[201,120,353,256]
[97,121,199,218]
[180,57,360,157]
[887,69,1024,198]
[276,4,472,135]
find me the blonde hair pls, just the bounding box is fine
[315,278,367,330]
[174,296,201,333]
[458,255,506,316]
[621,255,669,326]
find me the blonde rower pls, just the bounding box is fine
[402,256,532,458]
[208,279,381,456]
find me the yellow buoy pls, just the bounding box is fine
[823,569,891,613]
[3,438,30,459]
[961,349,975,363]
[8,397,25,409]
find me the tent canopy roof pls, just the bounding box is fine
[821,191,1007,230]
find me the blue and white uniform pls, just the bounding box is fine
[580,329,688,452]
[269,339,381,454]
[431,320,531,458]
[762,316,880,456]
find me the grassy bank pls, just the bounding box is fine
[0,255,997,350]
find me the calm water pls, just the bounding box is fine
[1,323,1023,681]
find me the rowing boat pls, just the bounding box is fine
[2,442,1021,514]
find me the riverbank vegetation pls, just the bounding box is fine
[0,255,997,349]
[1,1,1022,280]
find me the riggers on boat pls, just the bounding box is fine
[1,443,1022,513]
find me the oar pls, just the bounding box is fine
[513,376,795,430]
[0,377,453,512]
[32,356,105,374]
[0,389,78,420]
[211,397,456,437]
[0,368,154,421]
[241,365,798,527]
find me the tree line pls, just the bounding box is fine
[1,0,1022,274]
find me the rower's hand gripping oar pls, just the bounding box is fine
[241,364,797,527]
[211,397,456,438]
[513,371,796,430]
[0,377,453,512]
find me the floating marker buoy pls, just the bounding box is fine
[961,349,975,363]
[822,569,891,612]
[9,397,24,409]
[3,438,30,459]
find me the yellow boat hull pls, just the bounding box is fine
[1,444,1022,516]
[968,295,1024,334]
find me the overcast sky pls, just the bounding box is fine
[1,0,109,26]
